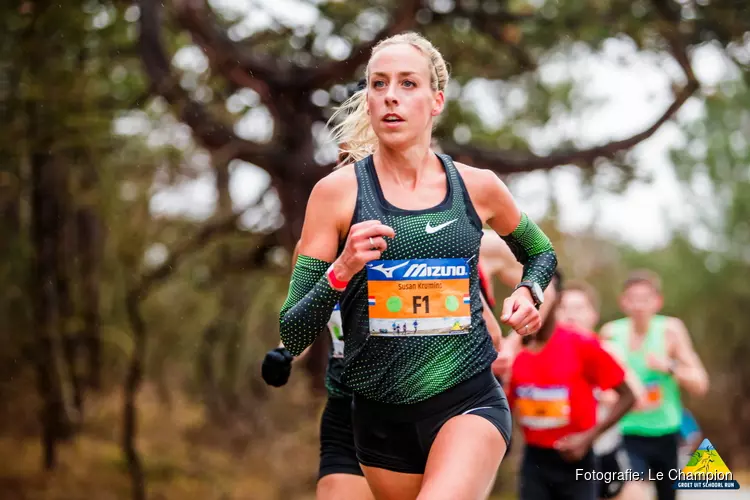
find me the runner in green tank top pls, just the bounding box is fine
[262,80,516,500]
[278,32,557,499]
[600,270,709,500]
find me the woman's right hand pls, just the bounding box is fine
[332,220,395,282]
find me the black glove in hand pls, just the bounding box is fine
[261,347,294,387]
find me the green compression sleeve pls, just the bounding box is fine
[500,212,558,291]
[279,255,342,356]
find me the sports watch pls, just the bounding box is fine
[514,281,545,309]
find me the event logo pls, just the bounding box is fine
[674,438,740,490]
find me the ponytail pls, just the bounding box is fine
[329,85,376,167]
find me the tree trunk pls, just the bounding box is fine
[76,177,102,391]
[198,322,226,422]
[29,148,73,469]
[123,293,146,500]
[55,164,84,419]
[0,159,21,237]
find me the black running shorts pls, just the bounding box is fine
[596,444,630,499]
[623,432,679,500]
[351,368,512,474]
[519,445,597,500]
[319,395,364,479]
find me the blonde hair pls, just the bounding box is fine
[328,32,449,165]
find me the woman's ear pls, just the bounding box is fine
[432,90,445,116]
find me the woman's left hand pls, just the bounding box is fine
[500,288,540,336]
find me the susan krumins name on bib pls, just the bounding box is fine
[397,282,443,291]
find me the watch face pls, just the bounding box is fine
[533,282,544,303]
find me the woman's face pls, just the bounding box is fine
[366,43,444,150]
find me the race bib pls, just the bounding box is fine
[515,385,571,430]
[638,381,663,411]
[327,303,344,359]
[366,258,471,337]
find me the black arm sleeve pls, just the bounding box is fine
[279,255,342,356]
[500,212,558,291]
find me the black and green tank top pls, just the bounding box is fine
[338,153,496,404]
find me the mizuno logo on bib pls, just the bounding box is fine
[366,258,472,337]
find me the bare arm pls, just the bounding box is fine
[590,380,635,438]
[491,329,522,384]
[297,168,356,262]
[278,169,358,355]
[481,293,503,351]
[667,318,709,397]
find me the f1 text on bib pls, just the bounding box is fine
[366,258,471,337]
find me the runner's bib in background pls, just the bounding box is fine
[515,385,571,430]
[327,303,344,359]
[366,258,471,337]
[637,381,663,411]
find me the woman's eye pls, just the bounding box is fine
[403,80,415,87]
[373,81,385,88]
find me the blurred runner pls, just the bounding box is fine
[600,269,709,500]
[558,280,643,500]
[509,269,636,500]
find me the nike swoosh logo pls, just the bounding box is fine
[425,219,458,234]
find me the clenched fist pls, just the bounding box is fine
[500,288,541,336]
[332,220,395,282]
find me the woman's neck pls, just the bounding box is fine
[374,138,437,189]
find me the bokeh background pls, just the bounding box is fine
[1,0,750,498]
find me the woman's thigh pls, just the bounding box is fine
[360,466,423,500]
[417,414,508,500]
[317,473,375,500]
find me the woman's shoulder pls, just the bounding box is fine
[306,163,359,233]
[312,163,358,197]
[452,161,506,196]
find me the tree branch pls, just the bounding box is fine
[137,0,274,166]
[173,0,423,90]
[301,0,425,88]
[435,8,538,72]
[441,79,698,174]
[172,0,296,89]
[443,1,700,175]
[650,0,698,84]
[130,186,272,299]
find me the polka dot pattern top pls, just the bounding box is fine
[278,255,341,357]
[500,212,557,290]
[338,153,497,405]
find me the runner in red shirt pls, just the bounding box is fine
[508,270,636,500]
